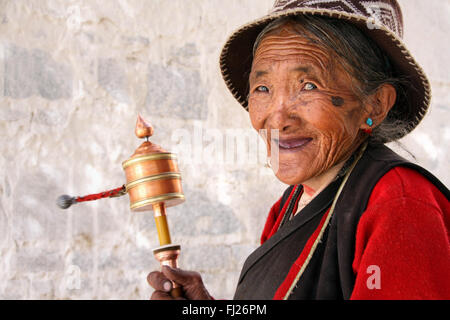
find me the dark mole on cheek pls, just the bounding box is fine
[331,96,345,107]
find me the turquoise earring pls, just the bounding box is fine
[364,118,373,135]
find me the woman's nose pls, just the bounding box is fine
[266,89,299,132]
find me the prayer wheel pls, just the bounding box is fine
[57,115,185,298]
[122,115,184,298]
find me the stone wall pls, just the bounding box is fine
[0,0,448,299]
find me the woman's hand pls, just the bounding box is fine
[147,266,213,300]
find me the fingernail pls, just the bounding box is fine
[163,281,172,292]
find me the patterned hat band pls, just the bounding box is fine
[219,0,431,142]
[271,0,403,37]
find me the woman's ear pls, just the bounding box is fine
[361,83,397,129]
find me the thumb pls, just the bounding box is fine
[161,266,212,300]
[161,266,202,287]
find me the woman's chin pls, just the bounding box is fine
[273,164,312,186]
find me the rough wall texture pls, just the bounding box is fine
[0,0,448,299]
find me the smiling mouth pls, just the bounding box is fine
[273,137,313,152]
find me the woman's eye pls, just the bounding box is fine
[256,86,269,93]
[303,82,317,91]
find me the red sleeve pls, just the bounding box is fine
[351,167,450,300]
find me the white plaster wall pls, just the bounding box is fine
[0,0,448,299]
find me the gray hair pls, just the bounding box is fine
[252,16,412,145]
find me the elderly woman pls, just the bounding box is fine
[148,0,450,299]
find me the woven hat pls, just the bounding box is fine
[219,0,431,140]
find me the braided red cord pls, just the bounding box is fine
[76,185,126,203]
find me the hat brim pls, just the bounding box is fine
[219,8,431,142]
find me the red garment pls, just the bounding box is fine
[260,167,450,299]
[351,167,450,299]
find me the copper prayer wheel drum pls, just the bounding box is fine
[122,152,185,211]
[122,116,185,212]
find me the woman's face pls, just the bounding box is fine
[248,22,368,185]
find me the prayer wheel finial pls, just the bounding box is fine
[135,114,154,139]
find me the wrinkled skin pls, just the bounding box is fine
[147,21,396,300]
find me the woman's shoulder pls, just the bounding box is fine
[367,166,449,214]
